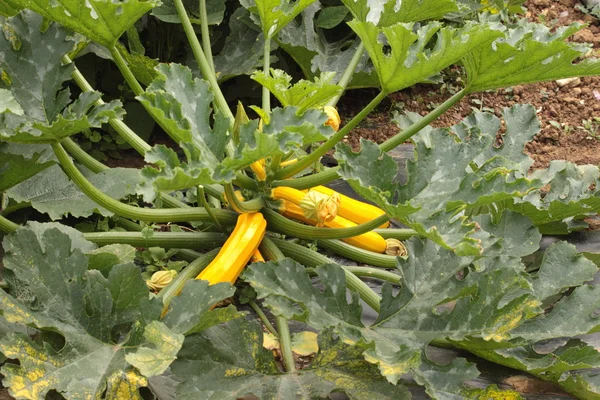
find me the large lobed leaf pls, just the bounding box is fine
[335,104,541,255]
[243,0,317,39]
[340,0,458,26]
[0,12,124,144]
[464,21,600,93]
[0,151,54,193]
[173,318,409,399]
[8,0,159,47]
[0,223,236,399]
[349,20,502,93]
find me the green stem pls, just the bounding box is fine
[172,0,234,124]
[262,38,271,114]
[276,316,296,372]
[64,55,151,155]
[275,91,388,180]
[83,231,227,249]
[157,247,220,311]
[109,46,144,96]
[198,0,215,74]
[263,208,389,240]
[63,137,194,210]
[234,173,259,190]
[248,300,279,337]
[0,215,19,234]
[272,166,340,190]
[259,238,295,372]
[52,143,237,224]
[198,186,223,231]
[62,137,107,173]
[273,88,468,190]
[317,239,397,268]
[0,202,31,217]
[224,184,265,213]
[374,228,420,240]
[306,266,400,285]
[269,237,382,312]
[379,88,467,152]
[327,42,364,107]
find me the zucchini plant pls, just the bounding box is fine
[2,0,600,398]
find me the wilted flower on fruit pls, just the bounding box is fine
[300,191,340,226]
[146,270,177,292]
[385,239,407,256]
[323,106,341,132]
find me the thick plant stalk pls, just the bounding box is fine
[263,208,389,240]
[198,0,215,74]
[224,184,265,213]
[257,239,295,372]
[327,42,365,107]
[198,185,223,231]
[378,88,468,152]
[157,247,221,311]
[83,231,227,249]
[317,239,398,268]
[374,228,420,240]
[51,143,237,224]
[62,137,107,174]
[306,266,401,285]
[248,300,279,337]
[172,0,234,125]
[273,88,468,190]
[108,46,144,96]
[262,38,271,114]
[64,55,151,155]
[275,91,388,180]
[264,237,383,312]
[0,215,19,234]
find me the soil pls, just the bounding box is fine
[338,0,600,170]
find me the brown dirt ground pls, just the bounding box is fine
[339,0,600,170]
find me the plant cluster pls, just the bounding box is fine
[3,0,600,399]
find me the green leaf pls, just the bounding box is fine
[507,161,600,230]
[0,151,54,192]
[251,69,341,113]
[315,6,349,29]
[125,321,184,377]
[0,0,22,17]
[87,244,137,277]
[335,105,542,254]
[464,22,600,92]
[10,0,159,47]
[413,356,480,399]
[341,0,458,26]
[277,3,377,88]
[244,0,317,38]
[529,241,598,302]
[243,253,536,385]
[349,20,502,93]
[0,225,161,398]
[0,223,237,398]
[0,88,23,115]
[172,319,408,399]
[6,166,141,220]
[0,12,124,143]
[510,284,600,341]
[161,279,240,335]
[152,0,225,25]
[116,43,159,86]
[136,63,235,200]
[213,7,269,80]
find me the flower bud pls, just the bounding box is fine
[146,270,177,292]
[299,190,340,226]
[323,106,341,132]
[385,239,407,256]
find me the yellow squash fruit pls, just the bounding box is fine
[196,212,267,285]
[277,199,387,254]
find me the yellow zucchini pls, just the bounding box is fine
[278,200,387,254]
[196,212,266,284]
